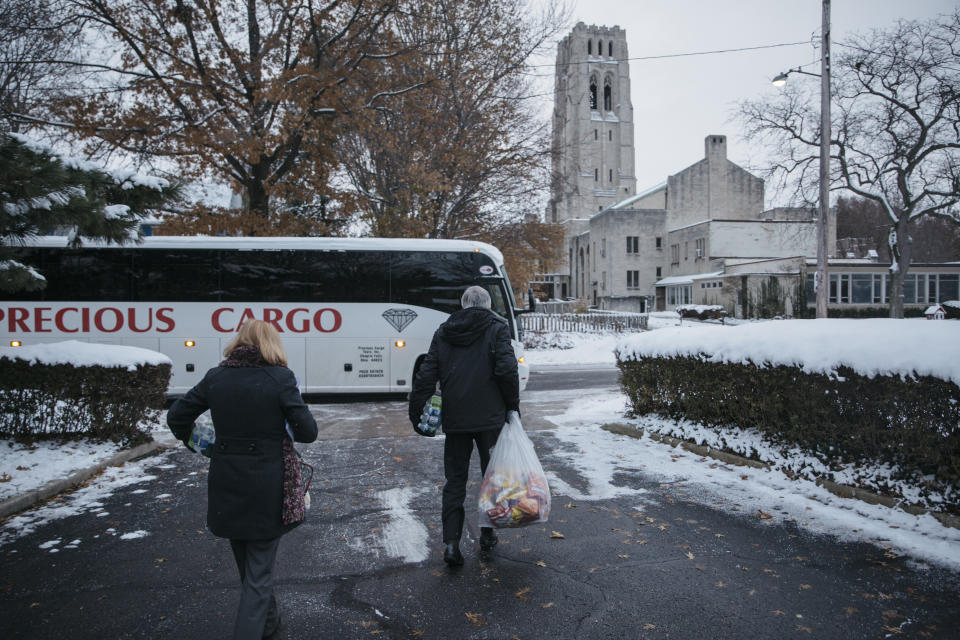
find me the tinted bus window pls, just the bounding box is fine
[390,251,479,314]
[134,249,221,301]
[7,248,135,301]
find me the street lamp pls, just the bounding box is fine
[772,0,831,319]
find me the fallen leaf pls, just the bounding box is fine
[618,554,630,559]
[465,612,485,627]
[772,610,785,616]
[715,533,725,538]
[757,510,773,519]
[799,584,812,590]
[393,457,403,463]
[843,607,858,615]
[515,587,531,600]
[520,548,531,553]
[550,531,565,539]
[412,631,424,637]
[797,626,813,633]
[642,623,656,630]
[715,581,726,588]
[564,502,576,508]
[881,626,902,634]
[540,602,555,609]
[740,475,748,480]
[0,473,11,483]
[636,539,648,545]
[676,544,690,549]
[535,560,546,567]
[748,589,757,596]
[588,567,599,573]
[16,465,29,471]
[658,524,668,531]
[694,563,705,571]
[685,551,695,560]
[793,556,807,561]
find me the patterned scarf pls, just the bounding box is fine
[220,344,269,368]
[220,345,306,525]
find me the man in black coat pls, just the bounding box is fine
[409,285,520,566]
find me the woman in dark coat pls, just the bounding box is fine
[167,319,318,640]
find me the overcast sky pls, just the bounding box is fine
[537,0,956,207]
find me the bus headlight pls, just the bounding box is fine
[184,340,196,347]
[9,340,21,347]
[394,340,405,348]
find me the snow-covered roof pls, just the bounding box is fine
[655,271,724,287]
[11,235,506,265]
[924,305,945,315]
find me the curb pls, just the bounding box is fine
[0,440,171,521]
[600,422,960,531]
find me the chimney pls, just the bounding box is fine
[705,135,727,161]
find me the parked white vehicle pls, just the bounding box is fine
[1,236,530,394]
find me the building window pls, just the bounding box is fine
[603,80,612,111]
[695,238,705,260]
[656,267,662,278]
[670,244,680,265]
[588,39,592,55]
[589,78,598,110]
[655,236,662,249]
[627,270,639,289]
[626,236,639,253]
[608,41,613,57]
[594,129,598,140]
[601,271,606,291]
[608,130,612,141]
[594,168,598,181]
[684,242,689,261]
[609,168,613,182]
[601,238,606,257]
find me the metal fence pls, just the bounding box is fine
[520,312,648,334]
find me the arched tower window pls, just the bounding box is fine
[589,77,598,110]
[603,77,612,111]
[608,41,613,58]
[587,39,592,55]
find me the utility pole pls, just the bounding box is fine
[816,0,831,318]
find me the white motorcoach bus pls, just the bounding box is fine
[1,236,530,394]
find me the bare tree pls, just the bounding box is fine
[739,12,960,317]
[47,0,410,229]
[0,0,81,133]
[335,0,567,240]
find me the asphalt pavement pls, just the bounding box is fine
[1,366,958,639]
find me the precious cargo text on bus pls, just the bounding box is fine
[0,236,531,394]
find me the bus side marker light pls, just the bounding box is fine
[9,340,21,347]
[185,340,196,347]
[518,356,525,364]
[394,340,405,348]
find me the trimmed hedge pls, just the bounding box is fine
[618,356,960,503]
[0,359,171,444]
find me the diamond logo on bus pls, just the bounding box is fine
[382,308,417,333]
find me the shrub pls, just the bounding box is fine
[618,355,960,509]
[0,358,171,444]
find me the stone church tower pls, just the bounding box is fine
[548,23,636,223]
[546,23,636,282]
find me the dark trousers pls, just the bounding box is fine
[442,428,501,542]
[229,538,281,640]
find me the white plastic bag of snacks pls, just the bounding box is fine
[477,411,550,528]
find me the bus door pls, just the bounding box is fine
[305,338,392,393]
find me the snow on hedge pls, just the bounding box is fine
[0,340,171,371]
[617,318,960,385]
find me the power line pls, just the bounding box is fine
[526,40,810,69]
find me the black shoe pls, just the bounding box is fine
[443,542,464,566]
[263,615,283,639]
[479,528,498,551]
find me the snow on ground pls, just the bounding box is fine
[524,312,693,367]
[0,449,173,548]
[541,389,960,572]
[0,418,176,503]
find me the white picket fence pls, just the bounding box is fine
[520,312,647,334]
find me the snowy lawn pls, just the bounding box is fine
[524,311,700,367]
[543,389,960,572]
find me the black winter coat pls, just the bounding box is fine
[409,307,520,433]
[167,364,318,540]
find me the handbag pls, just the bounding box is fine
[282,439,313,524]
[414,389,442,437]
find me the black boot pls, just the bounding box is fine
[443,542,464,566]
[479,527,498,552]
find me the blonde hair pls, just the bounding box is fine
[223,319,288,366]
